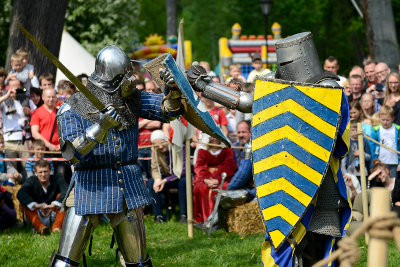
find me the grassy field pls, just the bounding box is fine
[1,213,400,266]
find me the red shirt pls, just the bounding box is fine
[138,118,152,146]
[209,107,228,127]
[30,105,59,145]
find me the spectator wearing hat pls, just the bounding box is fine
[147,130,187,223]
[247,53,271,83]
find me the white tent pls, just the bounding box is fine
[56,30,95,86]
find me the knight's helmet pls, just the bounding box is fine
[275,32,324,83]
[89,45,133,91]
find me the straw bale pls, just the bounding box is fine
[226,201,265,236]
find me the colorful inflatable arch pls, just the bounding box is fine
[132,34,192,69]
[219,22,282,81]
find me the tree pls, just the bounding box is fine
[166,0,177,42]
[363,0,400,70]
[6,0,68,77]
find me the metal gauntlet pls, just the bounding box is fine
[187,62,253,113]
[159,68,183,120]
[196,78,253,113]
[59,105,121,164]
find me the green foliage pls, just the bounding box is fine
[65,0,141,56]
[1,216,400,266]
[0,215,263,266]
[0,0,12,67]
[64,0,167,57]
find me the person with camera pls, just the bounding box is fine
[0,78,36,178]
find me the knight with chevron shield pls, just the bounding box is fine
[188,32,351,267]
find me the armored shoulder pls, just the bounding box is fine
[57,103,71,116]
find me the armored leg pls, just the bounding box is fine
[48,207,97,267]
[111,207,152,266]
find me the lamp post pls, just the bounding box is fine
[259,0,273,40]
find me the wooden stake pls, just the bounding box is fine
[367,188,390,267]
[185,139,194,238]
[358,123,369,240]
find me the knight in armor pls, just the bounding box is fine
[187,32,351,266]
[49,45,183,267]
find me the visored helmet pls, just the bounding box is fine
[275,32,323,82]
[89,45,133,91]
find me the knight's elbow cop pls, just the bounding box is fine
[58,104,118,164]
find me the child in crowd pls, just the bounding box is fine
[39,73,55,90]
[226,64,246,84]
[342,120,371,182]
[16,49,39,88]
[26,139,54,178]
[370,105,400,178]
[247,53,271,83]
[6,53,38,92]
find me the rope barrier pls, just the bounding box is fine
[312,212,400,267]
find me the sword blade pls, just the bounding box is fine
[17,23,105,111]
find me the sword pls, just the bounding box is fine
[206,172,227,235]
[17,23,105,111]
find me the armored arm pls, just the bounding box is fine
[186,63,253,113]
[58,104,120,164]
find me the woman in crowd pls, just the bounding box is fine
[193,137,236,224]
[360,93,376,124]
[385,72,400,104]
[350,100,374,138]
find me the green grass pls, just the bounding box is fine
[1,214,400,266]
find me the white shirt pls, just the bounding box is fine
[247,68,271,83]
[379,125,398,164]
[1,98,36,141]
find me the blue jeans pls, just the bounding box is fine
[147,177,187,218]
[138,147,151,181]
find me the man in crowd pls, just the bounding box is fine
[226,120,255,199]
[323,56,347,86]
[375,62,391,90]
[349,74,364,103]
[17,159,67,234]
[0,79,36,177]
[364,60,377,87]
[31,88,59,151]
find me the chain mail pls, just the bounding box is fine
[66,80,140,129]
[308,166,345,237]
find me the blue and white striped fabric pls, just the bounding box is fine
[59,91,166,215]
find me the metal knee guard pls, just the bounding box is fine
[48,207,96,267]
[114,207,151,266]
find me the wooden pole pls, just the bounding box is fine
[185,139,194,238]
[367,188,390,267]
[357,123,369,231]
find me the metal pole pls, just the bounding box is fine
[264,15,268,41]
[185,139,194,238]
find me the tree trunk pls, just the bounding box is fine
[6,0,68,78]
[363,0,399,70]
[166,0,177,43]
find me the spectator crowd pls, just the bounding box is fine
[0,48,400,236]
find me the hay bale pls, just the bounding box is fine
[226,201,265,236]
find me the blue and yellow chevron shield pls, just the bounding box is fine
[252,78,343,251]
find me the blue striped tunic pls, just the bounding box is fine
[59,91,166,215]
